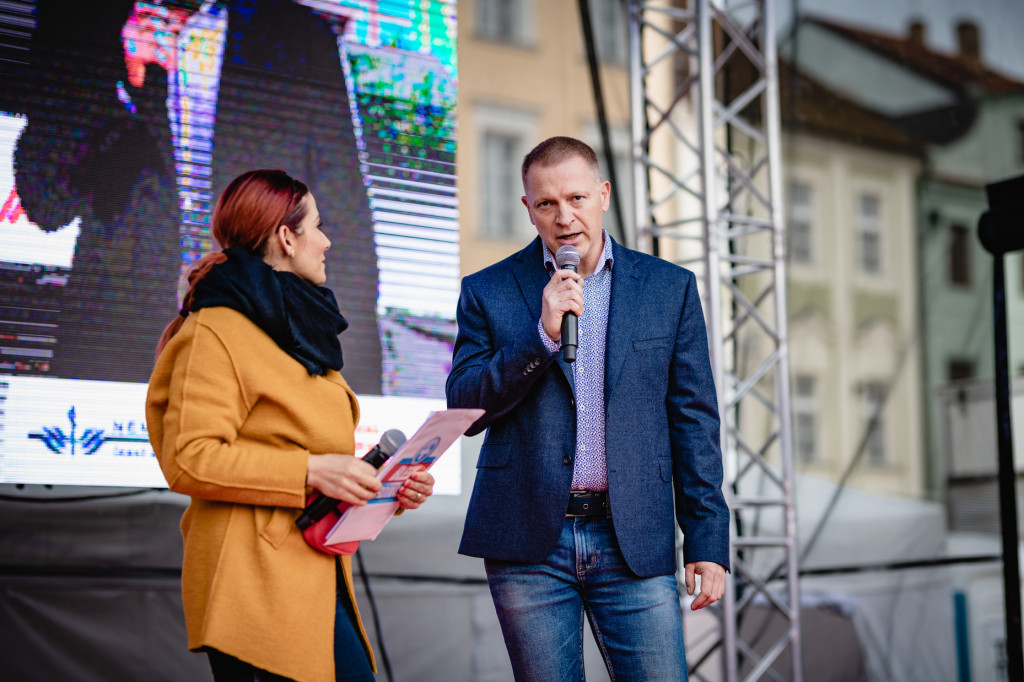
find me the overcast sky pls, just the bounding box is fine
[774,0,1024,79]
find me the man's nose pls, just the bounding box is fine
[556,206,574,225]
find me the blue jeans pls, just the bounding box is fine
[485,517,688,681]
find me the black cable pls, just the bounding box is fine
[355,548,394,682]
[799,553,1000,577]
[0,487,165,503]
[2,554,1000,586]
[578,0,626,244]
[354,572,488,586]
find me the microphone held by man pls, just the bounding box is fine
[555,244,580,363]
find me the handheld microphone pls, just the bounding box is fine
[295,428,407,530]
[555,245,580,363]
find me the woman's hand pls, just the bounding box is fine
[397,470,435,510]
[306,454,382,506]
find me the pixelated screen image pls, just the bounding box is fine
[0,0,461,491]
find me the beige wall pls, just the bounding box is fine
[784,134,924,496]
[457,0,632,276]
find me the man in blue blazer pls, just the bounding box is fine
[447,137,729,680]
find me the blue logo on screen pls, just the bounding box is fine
[28,407,148,456]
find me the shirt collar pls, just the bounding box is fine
[542,229,614,275]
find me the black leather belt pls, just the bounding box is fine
[566,490,610,517]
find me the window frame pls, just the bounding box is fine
[476,0,535,46]
[787,180,814,265]
[858,192,883,275]
[588,0,629,66]
[861,381,887,467]
[948,223,971,286]
[474,103,539,242]
[793,373,819,464]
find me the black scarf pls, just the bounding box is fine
[188,248,348,376]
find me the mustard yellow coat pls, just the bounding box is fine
[146,307,373,682]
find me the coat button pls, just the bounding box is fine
[563,455,572,465]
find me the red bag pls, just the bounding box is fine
[300,492,360,555]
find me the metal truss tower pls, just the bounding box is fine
[626,1,801,679]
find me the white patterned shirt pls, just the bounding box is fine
[538,231,614,491]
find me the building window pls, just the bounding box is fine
[862,382,886,467]
[949,224,971,286]
[948,359,975,382]
[589,0,628,65]
[858,193,882,274]
[477,0,531,45]
[481,132,523,238]
[793,374,818,464]
[788,181,812,264]
[476,104,538,241]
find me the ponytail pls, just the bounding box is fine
[154,251,228,359]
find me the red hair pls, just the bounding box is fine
[155,170,310,357]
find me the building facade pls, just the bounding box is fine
[457,0,634,277]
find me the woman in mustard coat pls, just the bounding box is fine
[146,169,434,682]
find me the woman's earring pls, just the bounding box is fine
[288,248,295,258]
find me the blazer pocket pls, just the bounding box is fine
[258,506,295,549]
[477,443,511,469]
[658,458,673,482]
[633,336,673,352]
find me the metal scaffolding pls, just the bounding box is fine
[626,1,802,679]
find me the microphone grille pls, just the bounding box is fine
[555,245,580,268]
[380,429,408,455]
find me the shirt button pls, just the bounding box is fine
[563,455,572,465]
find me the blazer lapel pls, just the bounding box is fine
[512,238,576,395]
[605,241,644,405]
[511,238,547,322]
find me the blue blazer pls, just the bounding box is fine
[446,237,730,577]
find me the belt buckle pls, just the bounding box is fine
[567,490,605,518]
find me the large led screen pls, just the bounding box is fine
[0,0,461,492]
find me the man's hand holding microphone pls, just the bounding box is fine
[542,245,584,362]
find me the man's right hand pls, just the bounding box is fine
[541,268,584,342]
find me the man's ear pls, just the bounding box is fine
[521,196,535,225]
